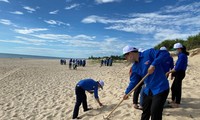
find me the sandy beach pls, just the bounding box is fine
[0,54,200,120]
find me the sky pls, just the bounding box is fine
[0,0,200,58]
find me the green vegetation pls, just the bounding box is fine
[88,55,124,61]
[154,33,200,50]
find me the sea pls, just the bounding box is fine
[0,53,65,59]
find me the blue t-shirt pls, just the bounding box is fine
[125,48,170,95]
[77,79,99,99]
[175,52,188,71]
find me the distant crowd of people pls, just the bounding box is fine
[100,58,113,67]
[60,59,86,70]
[60,59,66,65]
[69,59,86,70]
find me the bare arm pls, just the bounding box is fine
[95,98,103,106]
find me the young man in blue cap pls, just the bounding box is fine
[122,45,170,120]
[72,79,104,119]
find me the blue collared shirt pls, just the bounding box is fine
[77,79,99,99]
[175,52,188,71]
[125,48,170,95]
[162,55,174,73]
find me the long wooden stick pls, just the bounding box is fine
[104,73,149,119]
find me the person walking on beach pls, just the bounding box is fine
[166,43,189,108]
[122,45,170,120]
[72,79,104,119]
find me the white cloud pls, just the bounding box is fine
[23,6,36,13]
[81,15,111,24]
[0,0,9,3]
[29,33,126,56]
[154,29,199,41]
[15,36,47,45]
[65,3,79,10]
[82,1,200,41]
[44,20,70,27]
[14,28,48,34]
[0,19,12,25]
[0,39,27,44]
[10,11,23,15]
[106,24,157,34]
[30,33,95,42]
[0,19,17,27]
[44,20,57,25]
[31,34,72,40]
[49,10,59,14]
[0,37,46,46]
[164,2,200,13]
[74,34,96,40]
[95,0,121,4]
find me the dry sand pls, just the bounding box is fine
[0,55,199,120]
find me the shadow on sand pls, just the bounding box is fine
[164,97,200,119]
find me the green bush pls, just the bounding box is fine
[154,33,200,51]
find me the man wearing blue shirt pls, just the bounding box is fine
[122,45,170,120]
[72,79,104,119]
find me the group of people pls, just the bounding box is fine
[72,42,188,120]
[123,42,188,120]
[100,58,113,67]
[69,59,86,70]
[60,59,66,65]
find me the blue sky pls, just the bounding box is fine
[0,0,200,58]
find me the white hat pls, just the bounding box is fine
[160,46,167,50]
[123,45,138,55]
[173,43,183,49]
[138,48,145,52]
[98,80,104,89]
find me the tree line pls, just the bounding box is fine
[88,55,124,60]
[154,33,200,50]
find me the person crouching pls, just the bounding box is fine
[72,79,104,119]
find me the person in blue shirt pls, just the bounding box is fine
[166,43,189,108]
[122,45,170,120]
[160,46,174,74]
[72,79,104,119]
[132,49,145,110]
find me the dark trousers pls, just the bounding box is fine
[171,71,185,104]
[72,86,88,119]
[141,89,169,120]
[133,82,143,104]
